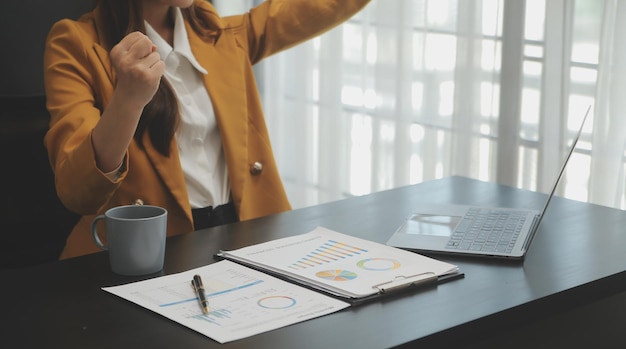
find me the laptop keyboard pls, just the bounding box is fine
[445,208,527,253]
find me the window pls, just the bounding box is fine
[219,0,626,210]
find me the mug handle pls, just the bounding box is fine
[91,214,109,250]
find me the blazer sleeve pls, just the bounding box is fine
[220,0,371,64]
[43,18,126,215]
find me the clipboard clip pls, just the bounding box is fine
[372,272,438,294]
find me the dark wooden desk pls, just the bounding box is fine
[2,176,626,348]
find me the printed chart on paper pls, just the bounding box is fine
[221,227,459,298]
[103,260,349,343]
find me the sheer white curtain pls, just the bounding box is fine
[214,0,626,211]
[592,0,626,208]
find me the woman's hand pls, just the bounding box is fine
[109,32,165,110]
[91,32,166,173]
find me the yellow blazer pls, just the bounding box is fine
[44,0,370,259]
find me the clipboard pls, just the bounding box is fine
[217,227,463,304]
[216,253,464,305]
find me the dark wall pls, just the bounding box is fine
[0,95,79,269]
[0,1,92,268]
[0,1,94,96]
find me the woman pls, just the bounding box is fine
[44,0,370,259]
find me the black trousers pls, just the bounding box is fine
[191,202,239,231]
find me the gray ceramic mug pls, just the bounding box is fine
[91,205,167,276]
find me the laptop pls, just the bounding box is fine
[386,106,591,260]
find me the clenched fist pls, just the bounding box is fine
[109,31,165,110]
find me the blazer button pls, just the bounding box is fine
[133,199,144,205]
[250,161,263,175]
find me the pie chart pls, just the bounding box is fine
[257,296,297,309]
[357,258,401,271]
[316,269,358,281]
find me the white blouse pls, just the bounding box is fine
[145,7,230,208]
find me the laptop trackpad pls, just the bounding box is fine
[404,214,461,237]
[387,213,462,250]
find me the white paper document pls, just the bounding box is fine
[103,260,350,343]
[220,227,460,299]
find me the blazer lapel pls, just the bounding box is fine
[187,23,249,200]
[142,132,193,221]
